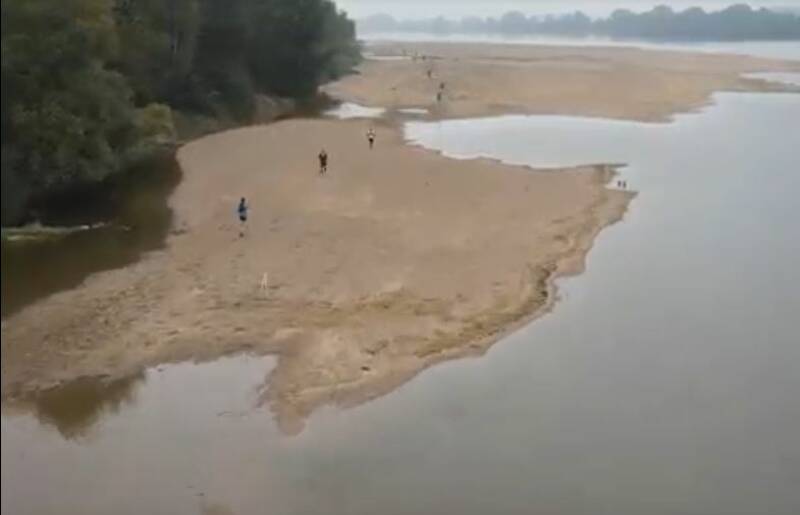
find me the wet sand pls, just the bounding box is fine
[326,42,800,121]
[3,43,794,432]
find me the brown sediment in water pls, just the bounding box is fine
[6,42,793,433]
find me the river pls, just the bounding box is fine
[2,56,799,515]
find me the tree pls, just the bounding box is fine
[1,0,361,225]
[2,0,139,223]
[112,0,200,105]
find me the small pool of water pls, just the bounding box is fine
[363,53,412,62]
[324,102,387,119]
[397,107,430,115]
[744,71,800,87]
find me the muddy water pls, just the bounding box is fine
[1,156,180,318]
[3,86,800,514]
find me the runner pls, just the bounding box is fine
[237,197,248,237]
[318,149,328,175]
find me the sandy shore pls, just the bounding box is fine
[3,42,794,433]
[1,117,629,432]
[327,42,800,121]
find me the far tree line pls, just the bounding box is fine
[2,0,361,226]
[358,4,800,41]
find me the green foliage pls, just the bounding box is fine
[246,0,359,97]
[192,0,255,118]
[2,0,139,224]
[129,103,177,162]
[1,0,360,225]
[360,6,800,41]
[113,0,198,104]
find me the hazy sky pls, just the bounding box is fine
[336,1,800,18]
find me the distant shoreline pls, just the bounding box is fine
[326,41,800,121]
[357,5,800,42]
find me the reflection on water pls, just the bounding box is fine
[1,155,181,318]
[26,374,144,439]
[2,356,276,515]
[2,91,800,514]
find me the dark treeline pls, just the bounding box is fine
[2,0,360,226]
[359,4,800,41]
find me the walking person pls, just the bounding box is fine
[237,197,248,238]
[367,128,376,150]
[318,148,328,175]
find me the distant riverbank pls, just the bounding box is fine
[327,41,800,120]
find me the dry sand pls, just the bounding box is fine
[327,42,800,121]
[2,118,628,433]
[3,42,795,432]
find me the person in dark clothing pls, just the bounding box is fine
[367,128,376,149]
[237,197,248,237]
[318,149,328,175]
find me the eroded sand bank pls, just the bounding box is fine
[5,43,795,432]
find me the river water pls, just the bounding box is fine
[2,69,799,515]
[0,156,180,318]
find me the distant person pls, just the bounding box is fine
[237,197,248,237]
[367,128,376,149]
[318,149,328,175]
[439,81,446,91]
[436,91,443,103]
[427,68,433,79]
